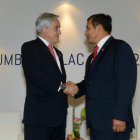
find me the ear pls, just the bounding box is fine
[96,24,102,34]
[42,26,47,33]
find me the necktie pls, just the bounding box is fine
[91,45,99,64]
[93,45,98,61]
[48,45,57,62]
[89,45,98,71]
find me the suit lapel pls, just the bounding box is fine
[36,38,62,75]
[36,37,53,61]
[85,54,93,79]
[88,36,114,77]
[54,48,66,78]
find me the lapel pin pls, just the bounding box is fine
[102,48,105,52]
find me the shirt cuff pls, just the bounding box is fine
[58,82,62,92]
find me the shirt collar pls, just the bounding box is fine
[38,36,50,47]
[97,35,111,50]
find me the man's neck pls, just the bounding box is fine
[96,32,110,45]
[39,34,53,45]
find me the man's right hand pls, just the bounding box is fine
[63,81,79,97]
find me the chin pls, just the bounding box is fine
[88,40,92,43]
[54,40,59,44]
[88,39,94,43]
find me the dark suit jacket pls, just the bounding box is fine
[21,38,68,127]
[75,36,137,132]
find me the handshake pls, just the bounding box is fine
[63,81,79,97]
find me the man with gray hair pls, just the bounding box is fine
[21,12,78,140]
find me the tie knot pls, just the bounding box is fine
[48,44,52,49]
[47,45,57,62]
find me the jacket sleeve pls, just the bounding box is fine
[74,55,92,98]
[113,41,137,122]
[75,80,86,98]
[21,43,61,97]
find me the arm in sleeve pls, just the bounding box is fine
[74,54,92,98]
[21,43,61,97]
[75,80,86,98]
[114,42,137,122]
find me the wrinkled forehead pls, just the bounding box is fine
[51,19,60,26]
[86,19,93,27]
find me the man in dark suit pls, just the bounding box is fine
[22,13,78,140]
[65,14,137,140]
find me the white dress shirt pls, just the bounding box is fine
[90,35,111,63]
[97,35,111,54]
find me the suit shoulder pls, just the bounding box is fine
[21,39,38,51]
[112,38,133,52]
[112,39,135,58]
[21,39,40,56]
[113,39,131,48]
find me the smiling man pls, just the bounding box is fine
[21,13,78,140]
[73,14,137,140]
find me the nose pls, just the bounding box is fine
[58,29,61,34]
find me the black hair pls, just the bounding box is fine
[87,13,112,33]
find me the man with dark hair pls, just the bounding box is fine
[22,12,78,140]
[65,13,137,140]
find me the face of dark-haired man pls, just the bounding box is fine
[85,18,99,44]
[85,18,110,44]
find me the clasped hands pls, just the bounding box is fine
[63,81,79,97]
[63,83,126,133]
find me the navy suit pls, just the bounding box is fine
[75,36,137,139]
[22,38,68,140]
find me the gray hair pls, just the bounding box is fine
[36,13,59,34]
